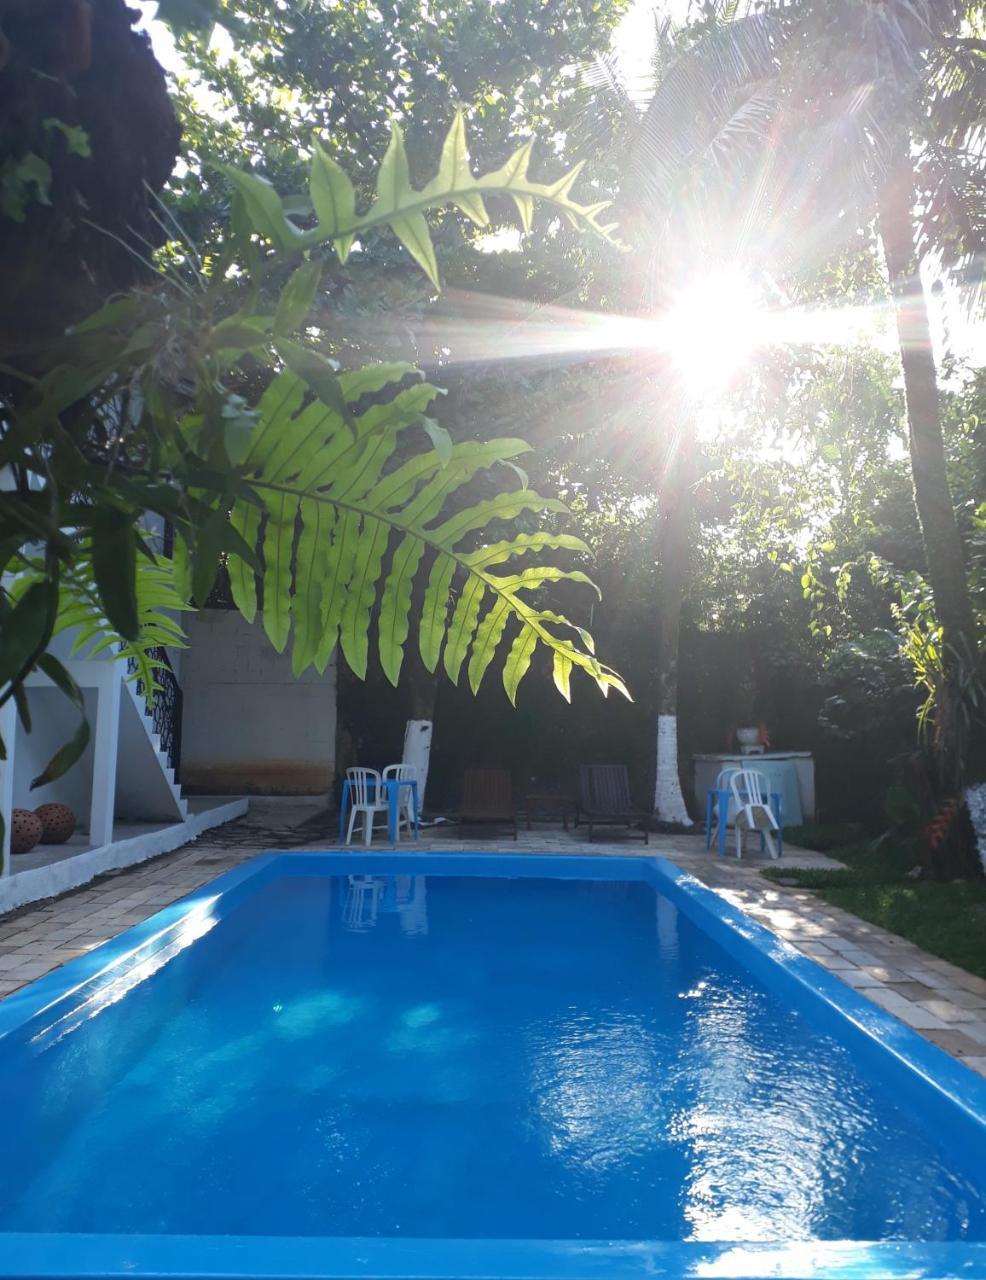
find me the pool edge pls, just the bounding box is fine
[2,847,985,1280]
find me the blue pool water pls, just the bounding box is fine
[0,867,984,1247]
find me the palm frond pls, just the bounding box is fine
[631,13,781,215]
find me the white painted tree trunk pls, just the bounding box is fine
[964,783,986,873]
[402,719,433,813]
[653,713,693,826]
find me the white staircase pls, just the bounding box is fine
[1,645,248,915]
[115,678,188,823]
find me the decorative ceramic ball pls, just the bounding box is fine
[10,809,43,856]
[34,802,76,845]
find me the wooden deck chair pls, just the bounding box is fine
[576,764,649,843]
[730,769,779,859]
[459,769,518,839]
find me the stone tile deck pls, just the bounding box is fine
[1,805,985,1080]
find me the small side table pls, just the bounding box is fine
[524,792,571,831]
[339,778,419,847]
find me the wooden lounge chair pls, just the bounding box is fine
[576,764,649,843]
[459,769,518,840]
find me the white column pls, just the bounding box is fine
[653,713,693,827]
[88,665,122,848]
[0,699,16,874]
[966,783,986,874]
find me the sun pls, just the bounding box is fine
[660,270,764,402]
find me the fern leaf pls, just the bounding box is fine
[425,110,489,227]
[553,650,574,701]
[511,192,534,233]
[503,624,539,704]
[338,363,419,401]
[291,499,334,676]
[217,164,304,249]
[443,576,486,685]
[391,213,440,288]
[221,363,624,702]
[261,492,296,651]
[429,491,566,545]
[228,501,260,621]
[378,534,426,685]
[339,516,390,678]
[315,509,361,671]
[372,121,413,219]
[419,552,456,673]
[310,138,356,261]
[467,597,512,693]
[494,566,599,596]
[462,531,590,569]
[274,260,322,334]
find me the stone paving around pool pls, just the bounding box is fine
[1,801,985,1081]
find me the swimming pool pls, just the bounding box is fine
[0,852,984,1279]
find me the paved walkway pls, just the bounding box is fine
[1,805,985,1080]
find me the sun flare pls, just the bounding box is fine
[660,271,764,402]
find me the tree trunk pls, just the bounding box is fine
[652,437,695,826]
[402,644,438,813]
[879,150,982,878]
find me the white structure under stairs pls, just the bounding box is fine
[0,643,246,915]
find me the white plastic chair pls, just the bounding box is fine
[343,875,382,930]
[707,767,741,850]
[382,763,417,840]
[345,767,389,846]
[729,769,779,859]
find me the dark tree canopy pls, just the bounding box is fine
[0,0,180,364]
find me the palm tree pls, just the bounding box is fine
[567,17,774,826]
[630,0,986,873]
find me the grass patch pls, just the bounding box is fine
[763,835,986,980]
[783,822,867,853]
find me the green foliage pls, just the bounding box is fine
[781,822,866,853]
[9,552,188,709]
[167,0,629,263]
[156,0,221,36]
[0,152,52,222]
[762,836,986,979]
[219,114,619,277]
[817,632,916,741]
[0,98,626,808]
[195,363,623,702]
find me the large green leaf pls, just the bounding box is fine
[91,509,139,640]
[8,551,188,702]
[30,655,91,790]
[220,367,625,702]
[274,261,323,334]
[310,139,357,262]
[0,580,57,687]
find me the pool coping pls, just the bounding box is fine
[2,849,985,1280]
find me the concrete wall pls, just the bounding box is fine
[180,610,337,796]
[12,686,98,830]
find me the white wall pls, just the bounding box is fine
[12,687,98,831]
[180,610,337,795]
[114,683,186,822]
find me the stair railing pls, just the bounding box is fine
[125,647,183,777]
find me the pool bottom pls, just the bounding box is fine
[0,851,985,1280]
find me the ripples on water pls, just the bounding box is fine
[0,874,982,1240]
